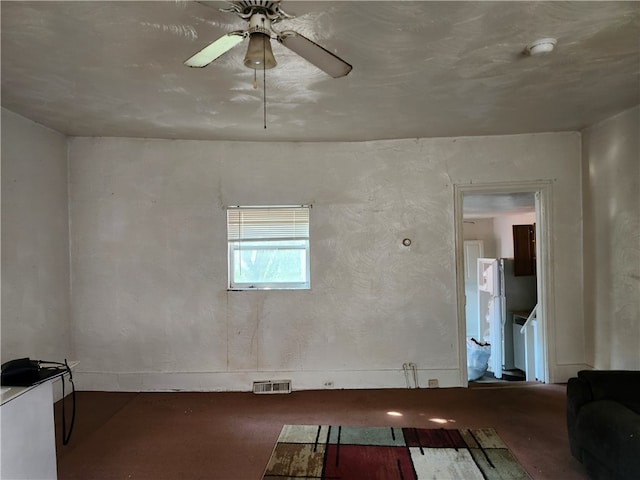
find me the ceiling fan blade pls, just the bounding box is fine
[278,31,352,78]
[184,31,245,68]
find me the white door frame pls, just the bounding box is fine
[454,181,555,385]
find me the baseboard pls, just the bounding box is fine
[71,364,589,392]
[73,368,463,392]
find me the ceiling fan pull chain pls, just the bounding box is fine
[263,32,267,129]
[253,69,257,90]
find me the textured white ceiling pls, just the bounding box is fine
[1,1,639,142]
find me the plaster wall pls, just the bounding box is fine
[582,106,640,369]
[68,132,586,391]
[1,108,71,362]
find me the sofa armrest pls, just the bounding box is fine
[567,376,594,459]
[567,376,594,410]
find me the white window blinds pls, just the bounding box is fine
[227,206,309,242]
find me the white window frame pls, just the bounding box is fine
[227,205,311,290]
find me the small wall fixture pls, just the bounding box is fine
[402,238,412,247]
[523,37,557,56]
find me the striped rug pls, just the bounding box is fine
[262,425,531,479]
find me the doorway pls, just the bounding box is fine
[454,182,552,385]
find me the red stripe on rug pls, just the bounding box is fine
[324,444,416,480]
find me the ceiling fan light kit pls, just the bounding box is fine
[244,32,277,69]
[243,12,277,69]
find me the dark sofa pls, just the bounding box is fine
[567,370,640,480]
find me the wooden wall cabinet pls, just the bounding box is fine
[513,224,536,276]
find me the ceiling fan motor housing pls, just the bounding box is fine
[247,12,273,37]
[226,0,290,22]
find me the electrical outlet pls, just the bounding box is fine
[428,379,439,388]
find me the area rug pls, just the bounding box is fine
[262,425,531,479]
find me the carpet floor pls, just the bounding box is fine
[54,383,590,480]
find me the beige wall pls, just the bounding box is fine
[582,105,640,370]
[10,104,636,390]
[67,132,585,390]
[1,108,71,362]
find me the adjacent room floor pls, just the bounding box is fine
[55,383,589,480]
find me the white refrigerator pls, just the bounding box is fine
[477,258,537,379]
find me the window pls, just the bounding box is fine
[227,206,310,290]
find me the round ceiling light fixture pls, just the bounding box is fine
[523,37,557,56]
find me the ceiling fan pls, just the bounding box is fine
[185,0,352,78]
